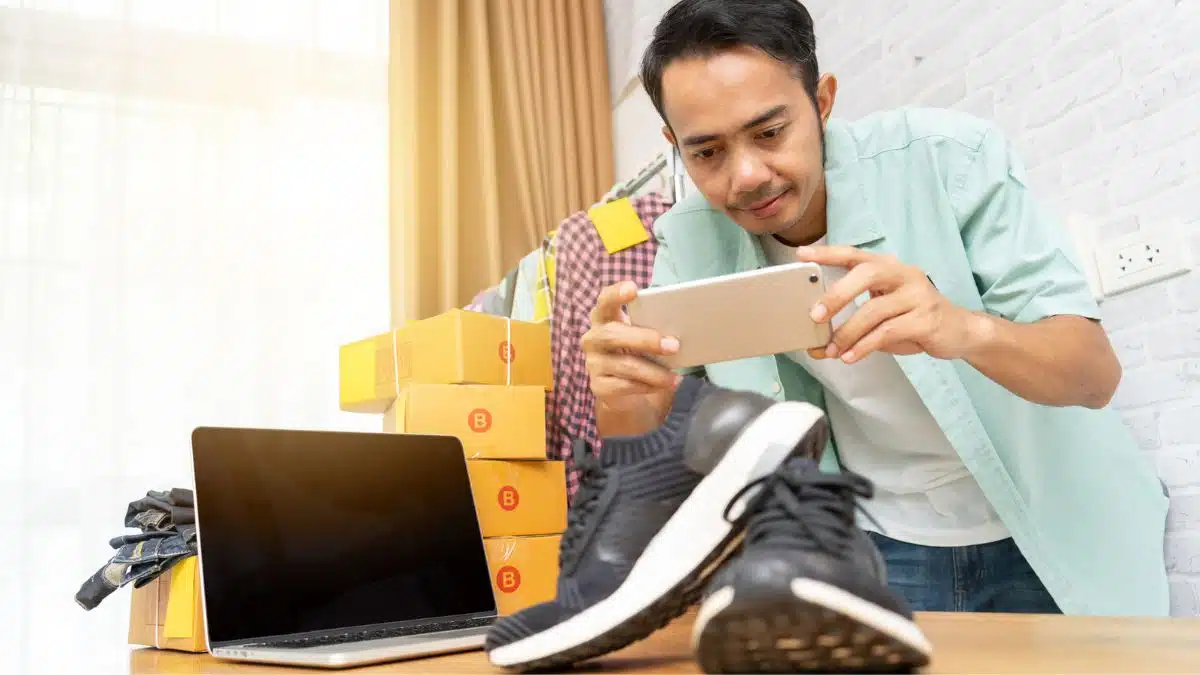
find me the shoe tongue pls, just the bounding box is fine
[781,456,822,479]
[598,376,708,468]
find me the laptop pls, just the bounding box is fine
[190,426,498,669]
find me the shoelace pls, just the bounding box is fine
[724,461,880,558]
[558,438,609,571]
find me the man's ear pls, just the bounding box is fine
[816,74,838,126]
[662,125,676,147]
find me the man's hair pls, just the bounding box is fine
[640,0,821,125]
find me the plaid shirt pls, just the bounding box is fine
[547,193,672,498]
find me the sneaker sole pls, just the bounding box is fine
[692,578,933,674]
[486,401,828,671]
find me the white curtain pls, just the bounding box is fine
[0,1,390,671]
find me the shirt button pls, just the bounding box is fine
[772,380,782,394]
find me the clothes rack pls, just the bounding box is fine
[598,146,687,205]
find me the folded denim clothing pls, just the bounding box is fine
[76,488,198,611]
[124,488,195,529]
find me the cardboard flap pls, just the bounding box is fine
[163,557,198,638]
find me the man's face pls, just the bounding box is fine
[661,46,836,238]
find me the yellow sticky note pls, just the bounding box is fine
[163,556,197,638]
[588,198,649,254]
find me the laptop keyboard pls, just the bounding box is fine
[243,616,495,650]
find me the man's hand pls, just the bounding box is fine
[582,282,682,434]
[797,245,979,364]
[796,244,1121,408]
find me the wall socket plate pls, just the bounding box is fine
[1095,224,1193,297]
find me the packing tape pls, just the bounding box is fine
[392,327,401,399]
[505,316,512,386]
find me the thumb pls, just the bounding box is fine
[593,281,639,324]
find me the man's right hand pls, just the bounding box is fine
[581,281,682,432]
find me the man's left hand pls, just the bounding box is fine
[797,245,981,363]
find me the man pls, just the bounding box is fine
[582,0,1169,616]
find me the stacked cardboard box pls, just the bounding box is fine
[339,309,564,616]
[128,556,207,652]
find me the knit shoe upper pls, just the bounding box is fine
[485,377,713,669]
[486,378,829,672]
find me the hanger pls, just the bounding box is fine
[597,151,669,206]
[595,147,689,205]
[619,146,686,202]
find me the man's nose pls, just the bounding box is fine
[730,151,771,194]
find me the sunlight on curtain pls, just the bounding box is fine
[0,1,390,670]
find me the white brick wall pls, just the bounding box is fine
[607,0,1200,615]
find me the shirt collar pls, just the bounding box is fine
[822,118,885,248]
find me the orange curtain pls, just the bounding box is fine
[389,0,614,324]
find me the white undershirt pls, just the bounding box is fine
[762,234,1009,547]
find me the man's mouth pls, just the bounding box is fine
[738,189,790,217]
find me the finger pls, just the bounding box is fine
[582,321,679,356]
[590,281,639,325]
[591,376,662,402]
[591,353,679,390]
[811,261,906,324]
[806,347,828,360]
[826,291,916,359]
[840,315,921,364]
[794,244,877,269]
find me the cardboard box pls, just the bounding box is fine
[339,310,553,413]
[483,535,561,616]
[467,460,567,537]
[384,384,547,460]
[128,556,207,653]
[340,331,396,413]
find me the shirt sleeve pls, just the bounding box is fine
[950,125,1102,324]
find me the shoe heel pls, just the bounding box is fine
[685,391,828,475]
[694,588,931,674]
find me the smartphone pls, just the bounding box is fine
[626,262,832,370]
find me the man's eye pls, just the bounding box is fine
[693,148,718,160]
[759,127,781,139]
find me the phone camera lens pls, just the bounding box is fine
[809,274,819,283]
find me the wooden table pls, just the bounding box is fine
[130,609,1200,673]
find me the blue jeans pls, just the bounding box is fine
[868,533,1061,614]
[75,488,197,611]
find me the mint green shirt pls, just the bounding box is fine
[651,107,1169,616]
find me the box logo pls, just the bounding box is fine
[499,340,516,364]
[498,485,520,511]
[467,408,493,433]
[496,565,521,593]
[394,341,413,379]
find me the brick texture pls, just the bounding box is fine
[608,0,1200,615]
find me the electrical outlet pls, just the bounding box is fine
[1096,225,1193,297]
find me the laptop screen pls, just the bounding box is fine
[191,427,497,646]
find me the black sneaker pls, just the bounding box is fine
[484,378,830,671]
[691,458,933,674]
